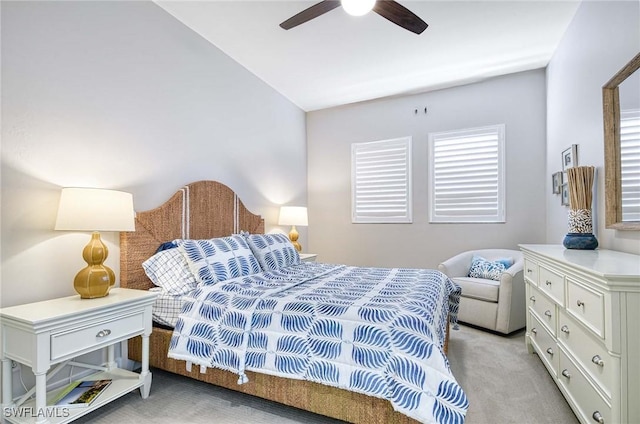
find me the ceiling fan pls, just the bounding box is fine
[279,0,428,35]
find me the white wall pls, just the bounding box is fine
[307,70,547,269]
[546,0,640,254]
[1,0,307,309]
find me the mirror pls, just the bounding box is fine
[603,52,640,230]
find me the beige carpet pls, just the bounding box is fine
[75,324,578,424]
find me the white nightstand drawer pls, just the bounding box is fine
[528,285,557,336]
[558,349,612,424]
[557,310,615,398]
[538,265,565,306]
[51,312,144,361]
[566,278,605,338]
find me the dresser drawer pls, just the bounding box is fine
[528,285,557,336]
[558,349,612,424]
[529,312,558,376]
[566,278,605,338]
[524,258,538,284]
[538,265,565,306]
[557,310,615,398]
[51,312,145,361]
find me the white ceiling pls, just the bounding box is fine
[155,1,580,111]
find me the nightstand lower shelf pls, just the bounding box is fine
[5,368,149,424]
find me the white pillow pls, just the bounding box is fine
[178,235,261,285]
[243,233,301,271]
[142,248,198,295]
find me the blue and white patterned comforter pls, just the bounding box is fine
[168,262,468,424]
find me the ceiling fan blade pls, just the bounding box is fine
[373,1,428,34]
[280,1,341,30]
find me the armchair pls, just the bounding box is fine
[438,249,525,334]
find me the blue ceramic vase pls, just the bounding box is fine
[564,209,598,250]
[563,233,599,250]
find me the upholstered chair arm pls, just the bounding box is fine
[495,257,526,334]
[438,251,475,278]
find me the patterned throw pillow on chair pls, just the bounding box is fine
[468,255,513,281]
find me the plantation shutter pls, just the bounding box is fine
[351,137,412,223]
[428,125,505,223]
[621,110,640,222]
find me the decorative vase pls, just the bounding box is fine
[563,209,598,250]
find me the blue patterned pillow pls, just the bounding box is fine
[178,235,261,285]
[243,233,301,271]
[142,247,197,295]
[468,255,512,281]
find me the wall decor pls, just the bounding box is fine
[561,144,578,172]
[552,172,563,194]
[561,183,569,206]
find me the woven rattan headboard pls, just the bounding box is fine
[120,180,265,291]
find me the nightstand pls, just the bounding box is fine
[1,288,157,424]
[300,253,318,262]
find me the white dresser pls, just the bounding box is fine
[519,245,640,424]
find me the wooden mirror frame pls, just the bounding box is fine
[603,52,640,230]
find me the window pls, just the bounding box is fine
[351,137,412,223]
[428,124,505,223]
[620,109,640,222]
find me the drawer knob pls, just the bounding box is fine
[530,296,536,302]
[96,329,112,338]
[544,310,552,318]
[561,369,571,379]
[592,355,604,367]
[546,347,554,356]
[561,325,570,334]
[592,411,605,423]
[577,300,585,307]
[531,327,537,335]
[545,280,552,286]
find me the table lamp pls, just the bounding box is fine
[278,206,308,252]
[55,188,135,298]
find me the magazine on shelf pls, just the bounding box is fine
[50,379,112,408]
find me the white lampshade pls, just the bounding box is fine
[341,0,376,16]
[55,188,135,232]
[278,206,308,226]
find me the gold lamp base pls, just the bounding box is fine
[74,232,115,299]
[288,225,302,252]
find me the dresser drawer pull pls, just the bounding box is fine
[545,280,552,286]
[96,329,112,338]
[529,296,536,302]
[531,328,537,335]
[577,300,585,307]
[544,310,552,318]
[592,411,605,423]
[527,268,533,273]
[591,355,604,367]
[560,325,570,334]
[546,348,554,356]
[561,369,571,379]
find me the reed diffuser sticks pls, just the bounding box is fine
[567,166,595,210]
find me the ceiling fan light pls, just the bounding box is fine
[341,0,376,17]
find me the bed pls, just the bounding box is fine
[121,180,467,424]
